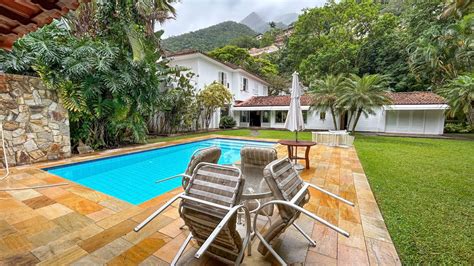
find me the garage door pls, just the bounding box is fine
[385,110,426,134]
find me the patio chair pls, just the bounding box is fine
[239,146,278,216]
[156,146,221,188]
[135,163,251,265]
[253,157,355,265]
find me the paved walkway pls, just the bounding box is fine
[0,135,400,265]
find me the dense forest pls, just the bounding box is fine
[162,21,256,52]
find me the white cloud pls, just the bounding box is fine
[159,0,327,38]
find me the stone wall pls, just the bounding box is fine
[0,74,71,167]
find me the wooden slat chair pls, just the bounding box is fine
[239,146,278,216]
[136,163,251,265]
[252,157,355,266]
[156,146,221,188]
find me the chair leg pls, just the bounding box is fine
[171,233,192,266]
[255,232,288,266]
[293,223,317,247]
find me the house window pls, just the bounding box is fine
[218,72,227,86]
[242,77,248,92]
[320,112,326,121]
[275,111,287,123]
[240,111,249,123]
[303,110,308,123]
[253,84,259,95]
[262,111,270,123]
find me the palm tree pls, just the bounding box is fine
[438,74,474,126]
[338,74,392,133]
[438,0,473,19]
[135,0,178,36]
[309,74,345,130]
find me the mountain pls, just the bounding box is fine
[240,12,269,33]
[272,13,298,25]
[240,12,294,33]
[162,21,256,52]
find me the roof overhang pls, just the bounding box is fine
[384,104,449,110]
[233,106,311,111]
[0,0,88,50]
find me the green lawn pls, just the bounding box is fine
[149,130,473,264]
[147,129,313,143]
[355,135,474,264]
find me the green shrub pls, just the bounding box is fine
[219,116,236,129]
[444,123,473,133]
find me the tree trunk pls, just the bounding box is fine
[330,107,338,130]
[347,111,354,130]
[351,109,363,134]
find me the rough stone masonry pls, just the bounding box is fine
[0,74,71,167]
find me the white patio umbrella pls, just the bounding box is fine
[284,71,305,141]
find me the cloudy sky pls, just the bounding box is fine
[159,0,327,38]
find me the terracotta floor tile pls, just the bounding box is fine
[158,218,185,238]
[56,194,104,215]
[37,245,88,266]
[366,237,401,266]
[123,214,174,244]
[305,250,337,265]
[86,207,116,222]
[154,232,189,263]
[337,244,369,266]
[11,215,55,235]
[78,219,137,253]
[22,195,56,209]
[35,203,73,220]
[7,189,42,201]
[309,223,338,258]
[0,252,39,265]
[338,220,366,251]
[361,215,392,243]
[0,220,17,238]
[96,206,143,229]
[53,212,94,233]
[108,232,170,265]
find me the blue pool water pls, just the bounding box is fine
[45,138,275,205]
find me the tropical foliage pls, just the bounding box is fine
[438,73,474,126]
[309,74,392,133]
[0,0,190,149]
[309,74,345,130]
[197,82,233,129]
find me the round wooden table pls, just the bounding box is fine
[278,140,317,169]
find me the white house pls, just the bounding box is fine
[233,92,449,135]
[167,50,269,128]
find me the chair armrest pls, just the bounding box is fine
[195,204,251,259]
[155,173,192,184]
[252,200,349,238]
[307,183,354,206]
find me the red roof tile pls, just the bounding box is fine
[235,92,446,107]
[387,92,447,105]
[0,0,88,50]
[235,95,314,107]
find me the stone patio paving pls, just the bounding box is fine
[0,135,400,265]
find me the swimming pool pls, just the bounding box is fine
[45,138,275,205]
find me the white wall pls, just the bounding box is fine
[235,108,445,135]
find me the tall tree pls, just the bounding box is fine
[309,74,345,130]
